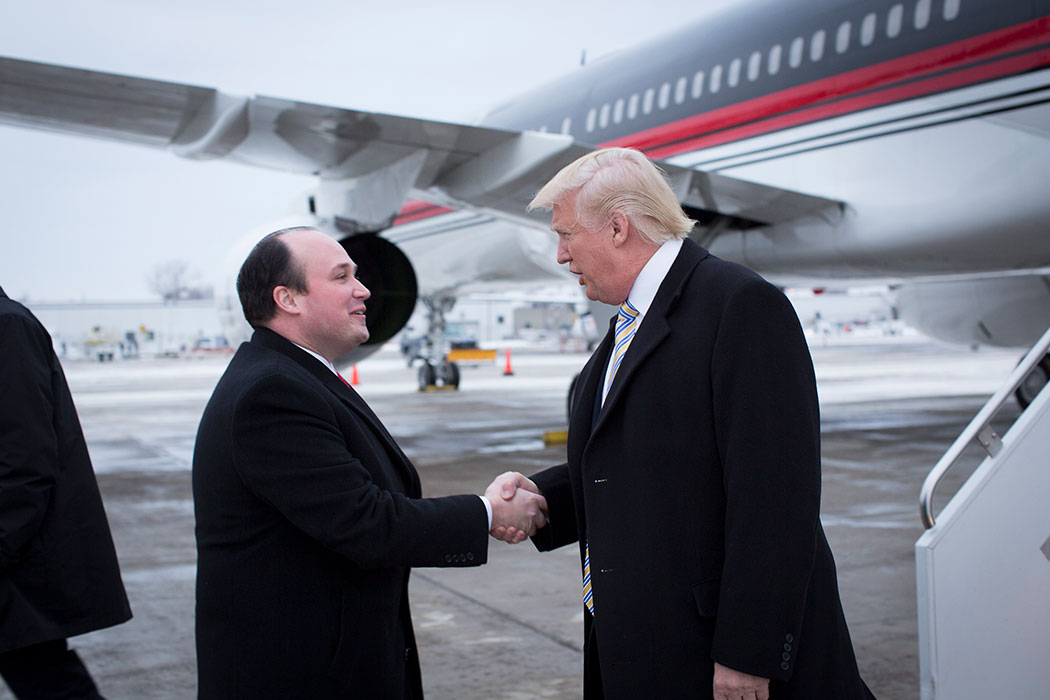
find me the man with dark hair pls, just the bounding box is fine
[0,286,132,699]
[192,227,547,698]
[236,227,310,326]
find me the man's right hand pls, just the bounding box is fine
[485,472,546,543]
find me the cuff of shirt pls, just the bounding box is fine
[480,495,493,530]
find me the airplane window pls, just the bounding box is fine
[943,0,960,21]
[627,94,639,119]
[675,77,687,104]
[768,44,782,75]
[789,37,804,68]
[887,4,903,38]
[658,82,671,109]
[643,88,655,114]
[586,108,597,132]
[810,29,826,62]
[692,71,705,99]
[599,103,611,128]
[915,0,931,29]
[836,21,851,53]
[613,98,625,123]
[561,116,572,135]
[748,51,761,81]
[710,64,723,93]
[728,58,741,87]
[861,12,877,45]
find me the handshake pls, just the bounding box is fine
[484,471,547,544]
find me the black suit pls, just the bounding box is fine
[0,287,131,696]
[193,328,488,699]
[531,240,873,699]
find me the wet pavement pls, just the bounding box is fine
[1,336,1023,699]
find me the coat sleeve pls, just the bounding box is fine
[230,371,489,569]
[708,277,822,681]
[529,462,579,552]
[0,313,58,569]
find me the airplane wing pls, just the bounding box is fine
[0,56,841,232]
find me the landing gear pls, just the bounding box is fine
[415,295,460,391]
[438,360,460,388]
[417,362,435,390]
[417,359,460,391]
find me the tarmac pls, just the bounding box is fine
[0,333,1024,700]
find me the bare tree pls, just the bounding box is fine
[147,260,191,303]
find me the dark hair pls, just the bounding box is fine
[236,228,311,327]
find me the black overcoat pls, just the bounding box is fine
[531,241,874,699]
[0,288,131,654]
[193,328,488,699]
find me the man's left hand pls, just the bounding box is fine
[713,662,770,700]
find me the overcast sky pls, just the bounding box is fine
[0,1,731,302]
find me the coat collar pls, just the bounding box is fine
[580,239,709,437]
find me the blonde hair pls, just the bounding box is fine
[528,148,695,244]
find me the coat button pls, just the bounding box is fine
[785,633,794,643]
[781,661,790,671]
[784,643,792,651]
[467,552,475,561]
[444,554,452,563]
[782,652,791,661]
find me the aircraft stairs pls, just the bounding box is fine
[915,326,1050,699]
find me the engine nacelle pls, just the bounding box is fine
[216,218,418,367]
[336,230,418,366]
[896,275,1050,348]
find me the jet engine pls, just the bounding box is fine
[896,275,1050,406]
[895,275,1050,348]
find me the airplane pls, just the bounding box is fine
[2,0,1049,398]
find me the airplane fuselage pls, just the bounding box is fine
[392,0,1050,346]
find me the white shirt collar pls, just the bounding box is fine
[626,237,683,320]
[292,342,338,375]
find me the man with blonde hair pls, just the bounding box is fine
[494,148,874,700]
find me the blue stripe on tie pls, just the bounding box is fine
[583,543,594,614]
[603,300,640,402]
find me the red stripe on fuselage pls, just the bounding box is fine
[395,17,1050,227]
[605,16,1050,157]
[646,45,1050,159]
[393,200,454,226]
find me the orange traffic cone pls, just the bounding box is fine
[503,349,514,376]
[350,365,360,385]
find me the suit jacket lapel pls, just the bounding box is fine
[593,240,709,429]
[251,329,422,495]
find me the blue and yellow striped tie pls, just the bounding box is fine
[602,300,640,403]
[584,301,640,615]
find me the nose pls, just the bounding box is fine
[556,238,570,265]
[355,279,371,300]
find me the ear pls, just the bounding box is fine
[610,211,631,248]
[272,286,301,315]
